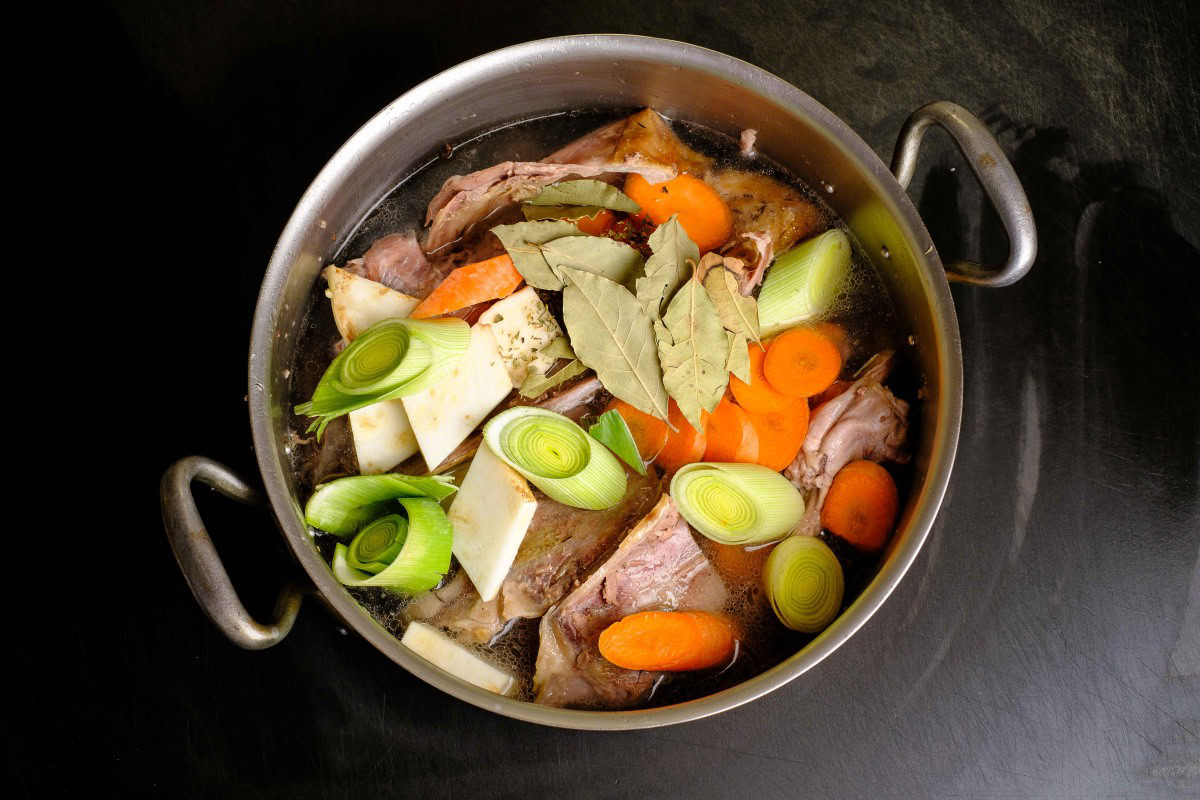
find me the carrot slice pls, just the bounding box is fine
[572,209,616,236]
[763,327,843,398]
[813,321,852,363]
[604,397,669,461]
[729,341,791,413]
[745,398,810,472]
[409,254,523,319]
[820,460,900,553]
[656,398,707,473]
[702,396,759,463]
[598,610,736,671]
[624,173,734,253]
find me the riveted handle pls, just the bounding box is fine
[161,456,304,650]
[891,101,1037,287]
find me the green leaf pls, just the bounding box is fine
[726,331,751,384]
[703,260,762,345]
[528,179,640,212]
[540,236,644,285]
[588,409,648,475]
[304,473,458,536]
[658,275,729,432]
[635,215,699,324]
[522,204,609,222]
[490,220,586,290]
[518,358,588,399]
[537,336,577,361]
[559,266,671,422]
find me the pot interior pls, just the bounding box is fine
[251,35,962,729]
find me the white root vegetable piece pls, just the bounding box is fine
[400,621,515,696]
[324,265,421,341]
[348,401,418,474]
[322,265,423,474]
[477,286,564,387]
[447,444,538,602]
[401,324,514,470]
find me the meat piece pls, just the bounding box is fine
[720,231,774,294]
[786,351,910,532]
[534,495,728,709]
[547,109,710,179]
[424,109,708,255]
[424,161,609,252]
[406,471,664,642]
[361,232,450,299]
[739,128,757,157]
[708,169,824,283]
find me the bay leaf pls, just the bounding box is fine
[528,179,640,213]
[522,204,608,222]
[726,331,751,384]
[519,358,587,399]
[540,236,645,285]
[659,275,729,431]
[559,266,671,422]
[703,263,762,345]
[537,336,576,361]
[490,220,586,290]
[635,214,699,324]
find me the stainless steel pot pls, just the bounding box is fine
[161,35,1034,730]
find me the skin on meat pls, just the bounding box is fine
[533,495,728,709]
[707,169,824,292]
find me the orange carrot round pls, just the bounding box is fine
[572,209,616,236]
[702,396,759,463]
[763,327,843,398]
[729,341,791,413]
[605,397,669,462]
[821,460,900,553]
[745,398,810,472]
[598,610,736,671]
[656,398,707,473]
[410,254,523,319]
[625,173,734,253]
[812,321,852,364]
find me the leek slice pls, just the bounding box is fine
[763,536,844,633]
[758,229,851,336]
[295,317,469,436]
[331,497,453,593]
[304,473,457,536]
[346,514,409,574]
[588,409,647,476]
[670,462,804,545]
[482,407,627,510]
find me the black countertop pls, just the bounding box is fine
[55,2,1200,797]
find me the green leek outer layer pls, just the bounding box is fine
[757,229,851,336]
[588,409,648,476]
[763,536,844,633]
[304,473,457,537]
[483,407,627,510]
[295,317,469,436]
[670,462,804,545]
[346,514,409,574]
[331,497,453,593]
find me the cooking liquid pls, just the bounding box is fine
[288,110,915,707]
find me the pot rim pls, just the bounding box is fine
[249,33,963,730]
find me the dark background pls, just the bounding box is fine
[32,1,1199,797]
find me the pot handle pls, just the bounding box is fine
[891,101,1036,287]
[160,456,304,650]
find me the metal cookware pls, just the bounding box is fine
[161,35,1035,729]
